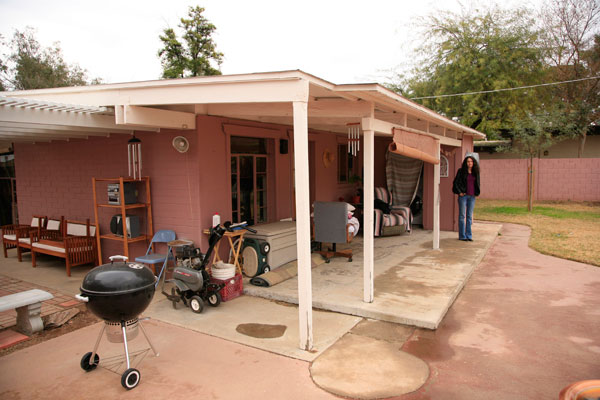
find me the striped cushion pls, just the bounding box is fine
[375,187,392,205]
[383,213,405,227]
[391,206,412,233]
[374,209,383,237]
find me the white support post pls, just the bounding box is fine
[433,140,441,249]
[363,129,375,303]
[293,100,313,351]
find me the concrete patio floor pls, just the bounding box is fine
[1,222,599,399]
[0,223,500,361]
[245,223,501,329]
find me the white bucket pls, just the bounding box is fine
[212,261,235,280]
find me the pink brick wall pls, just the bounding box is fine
[14,128,199,261]
[13,115,364,264]
[479,158,600,201]
[537,158,600,201]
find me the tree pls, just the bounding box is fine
[0,28,99,91]
[540,0,600,157]
[393,6,546,139]
[498,110,577,210]
[158,6,224,79]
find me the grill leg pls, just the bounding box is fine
[90,324,106,366]
[138,319,159,357]
[121,321,131,370]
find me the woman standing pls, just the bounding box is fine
[452,155,480,241]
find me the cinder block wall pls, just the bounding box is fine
[13,115,363,264]
[537,158,600,201]
[479,158,600,201]
[14,129,198,262]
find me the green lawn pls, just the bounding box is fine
[475,199,600,267]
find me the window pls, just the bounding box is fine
[440,155,449,178]
[338,143,358,183]
[231,136,267,154]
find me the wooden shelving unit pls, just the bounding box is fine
[92,177,153,262]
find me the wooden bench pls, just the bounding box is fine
[31,219,98,277]
[2,215,46,259]
[17,217,64,262]
[0,289,54,335]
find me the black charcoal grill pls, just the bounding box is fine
[76,255,159,390]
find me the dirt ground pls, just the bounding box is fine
[0,304,100,357]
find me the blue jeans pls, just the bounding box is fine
[458,195,476,240]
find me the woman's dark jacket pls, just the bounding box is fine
[452,168,480,196]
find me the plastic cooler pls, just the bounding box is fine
[245,221,297,270]
[210,274,243,302]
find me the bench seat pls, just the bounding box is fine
[2,216,46,259]
[0,289,54,335]
[31,219,97,276]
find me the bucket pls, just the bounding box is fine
[212,261,235,280]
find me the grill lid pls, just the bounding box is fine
[81,259,156,295]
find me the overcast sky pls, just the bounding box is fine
[0,0,542,86]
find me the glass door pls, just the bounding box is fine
[230,136,269,225]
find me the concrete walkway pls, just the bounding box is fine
[1,222,598,399]
[395,223,600,399]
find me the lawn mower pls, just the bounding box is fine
[161,221,255,313]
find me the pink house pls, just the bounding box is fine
[0,70,485,350]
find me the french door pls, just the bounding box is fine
[231,154,268,225]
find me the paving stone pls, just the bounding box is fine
[59,299,79,307]
[0,329,30,349]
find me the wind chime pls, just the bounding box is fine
[127,135,142,180]
[347,123,361,157]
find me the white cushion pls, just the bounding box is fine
[3,234,16,241]
[18,238,31,244]
[32,243,65,253]
[46,220,60,230]
[67,223,96,237]
[31,217,40,227]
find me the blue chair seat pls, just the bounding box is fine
[136,229,176,274]
[135,253,168,264]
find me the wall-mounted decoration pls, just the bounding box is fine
[322,149,335,168]
[127,135,142,180]
[346,123,360,157]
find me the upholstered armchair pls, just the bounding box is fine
[374,187,412,237]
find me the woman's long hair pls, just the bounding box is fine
[461,156,479,176]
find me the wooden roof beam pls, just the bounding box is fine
[115,105,196,130]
